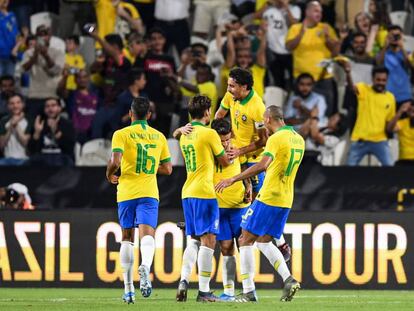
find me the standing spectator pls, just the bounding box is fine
[223,22,267,98]
[22,25,65,118]
[116,69,147,129]
[255,0,301,90]
[58,0,96,39]
[377,25,413,108]
[58,69,99,144]
[367,0,390,56]
[64,35,86,91]
[124,32,147,64]
[345,32,375,84]
[0,94,31,165]
[192,0,231,40]
[128,0,155,31]
[342,65,396,166]
[0,74,15,118]
[392,103,414,166]
[178,43,208,82]
[284,73,327,132]
[154,0,190,55]
[28,98,75,166]
[89,31,131,138]
[286,0,339,116]
[0,0,19,76]
[134,27,176,136]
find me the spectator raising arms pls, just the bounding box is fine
[392,103,414,166]
[286,1,339,117]
[0,0,19,76]
[0,94,31,165]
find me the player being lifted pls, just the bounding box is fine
[216,106,304,302]
[175,118,252,302]
[179,95,232,302]
[215,67,291,260]
[106,97,172,304]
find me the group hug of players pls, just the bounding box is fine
[106,67,305,304]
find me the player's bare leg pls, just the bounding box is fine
[121,229,135,304]
[196,233,221,302]
[256,235,300,302]
[138,224,155,298]
[219,239,236,300]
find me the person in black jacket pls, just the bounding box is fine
[28,97,75,166]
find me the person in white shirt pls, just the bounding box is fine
[154,0,190,55]
[192,0,231,40]
[255,0,301,90]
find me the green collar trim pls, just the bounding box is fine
[190,121,206,127]
[276,125,293,132]
[240,90,254,105]
[131,120,148,129]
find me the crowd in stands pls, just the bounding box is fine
[0,0,414,167]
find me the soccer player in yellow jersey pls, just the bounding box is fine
[179,95,232,302]
[216,106,305,302]
[106,97,172,304]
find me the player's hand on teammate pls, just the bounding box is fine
[215,178,234,192]
[227,147,240,160]
[243,183,253,203]
[107,174,119,184]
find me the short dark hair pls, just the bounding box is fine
[7,93,24,103]
[296,73,315,84]
[45,97,61,106]
[211,118,231,135]
[372,65,389,77]
[147,27,166,39]
[127,31,144,45]
[387,24,403,32]
[104,34,124,50]
[197,63,214,81]
[191,43,208,54]
[188,95,211,119]
[66,35,80,45]
[0,75,14,84]
[128,69,145,86]
[131,96,150,119]
[229,67,253,90]
[266,105,284,121]
[352,31,367,41]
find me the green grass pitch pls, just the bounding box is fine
[0,288,413,310]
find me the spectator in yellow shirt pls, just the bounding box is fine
[391,102,414,166]
[64,36,86,91]
[286,1,339,117]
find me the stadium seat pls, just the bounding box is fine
[403,35,414,53]
[390,11,408,30]
[74,142,82,166]
[30,12,59,35]
[77,139,112,166]
[263,86,287,108]
[50,36,66,53]
[167,138,184,167]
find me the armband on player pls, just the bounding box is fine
[255,121,265,130]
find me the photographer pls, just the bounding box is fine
[22,25,65,118]
[177,43,208,82]
[376,25,413,108]
[28,98,75,166]
[64,35,86,91]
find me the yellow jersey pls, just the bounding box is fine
[286,22,338,80]
[65,53,86,90]
[221,90,266,163]
[220,64,266,98]
[397,118,414,160]
[111,120,171,202]
[180,122,225,199]
[214,148,248,208]
[257,125,305,208]
[351,83,396,142]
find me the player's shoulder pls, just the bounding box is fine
[147,124,167,138]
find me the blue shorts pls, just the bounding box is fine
[217,207,246,241]
[118,197,159,229]
[247,162,265,193]
[182,198,219,236]
[241,200,290,239]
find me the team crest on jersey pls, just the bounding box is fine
[242,114,247,121]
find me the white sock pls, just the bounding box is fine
[222,255,236,296]
[120,241,134,294]
[275,234,286,247]
[140,235,155,269]
[198,246,214,293]
[180,239,200,282]
[256,242,291,281]
[239,246,255,293]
